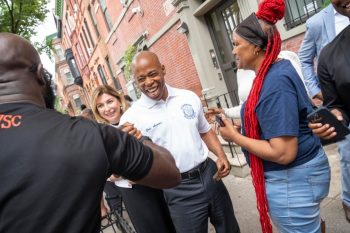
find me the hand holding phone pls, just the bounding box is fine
[308,107,350,145]
[215,115,225,127]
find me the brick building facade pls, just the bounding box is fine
[54,0,327,114]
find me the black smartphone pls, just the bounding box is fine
[215,115,225,127]
[307,107,350,145]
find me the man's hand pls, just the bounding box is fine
[311,92,323,107]
[120,122,142,140]
[331,108,344,121]
[215,157,231,179]
[308,108,343,140]
[311,98,323,107]
[107,174,121,182]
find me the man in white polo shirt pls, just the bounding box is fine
[120,51,240,233]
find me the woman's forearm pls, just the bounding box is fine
[232,133,297,165]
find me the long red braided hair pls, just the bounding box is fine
[243,1,285,233]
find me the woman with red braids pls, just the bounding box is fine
[219,0,330,232]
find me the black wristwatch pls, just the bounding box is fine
[139,136,152,143]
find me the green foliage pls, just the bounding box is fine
[122,45,137,82]
[322,0,331,9]
[34,36,54,60]
[0,0,49,40]
[54,96,67,113]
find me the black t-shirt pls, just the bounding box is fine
[318,24,350,124]
[0,103,153,233]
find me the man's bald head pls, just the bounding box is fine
[0,33,51,107]
[132,51,162,70]
[0,33,41,74]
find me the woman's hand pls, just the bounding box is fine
[219,118,241,143]
[205,108,225,123]
[120,122,142,140]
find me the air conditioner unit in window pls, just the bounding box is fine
[73,4,78,13]
[120,0,129,7]
[88,47,93,56]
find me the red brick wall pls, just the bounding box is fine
[106,0,176,66]
[281,33,305,54]
[150,24,202,96]
[103,0,202,96]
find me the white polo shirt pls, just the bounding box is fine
[119,85,211,173]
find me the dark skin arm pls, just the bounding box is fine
[119,122,181,189]
[135,139,181,189]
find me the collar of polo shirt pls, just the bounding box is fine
[139,84,178,108]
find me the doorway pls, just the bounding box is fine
[206,0,242,106]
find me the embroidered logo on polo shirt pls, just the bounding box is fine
[145,122,162,132]
[0,114,22,129]
[181,104,195,119]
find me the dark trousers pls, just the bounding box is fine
[163,158,240,233]
[120,184,176,233]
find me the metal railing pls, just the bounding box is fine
[284,0,327,29]
[100,195,136,233]
[203,91,242,160]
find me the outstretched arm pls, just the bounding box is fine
[102,124,180,189]
[135,139,180,188]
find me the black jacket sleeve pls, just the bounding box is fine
[98,124,153,181]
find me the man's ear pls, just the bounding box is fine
[36,63,45,86]
[161,64,166,76]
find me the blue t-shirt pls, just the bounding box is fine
[241,59,321,172]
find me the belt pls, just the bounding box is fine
[181,158,209,180]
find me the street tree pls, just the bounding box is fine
[0,0,49,40]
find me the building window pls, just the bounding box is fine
[98,0,113,31]
[88,5,100,37]
[76,43,86,67]
[84,19,95,47]
[97,65,108,85]
[54,45,65,61]
[284,0,327,29]
[82,27,91,49]
[72,94,82,109]
[70,59,80,77]
[64,68,74,85]
[80,34,89,59]
[105,56,122,90]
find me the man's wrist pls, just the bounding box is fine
[139,136,152,144]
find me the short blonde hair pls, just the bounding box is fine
[91,85,127,124]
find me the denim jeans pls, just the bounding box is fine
[265,148,330,233]
[337,124,350,207]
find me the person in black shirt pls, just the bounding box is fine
[309,0,350,223]
[0,32,180,233]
